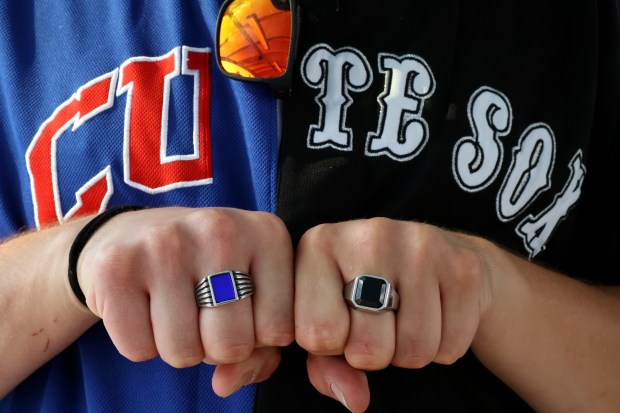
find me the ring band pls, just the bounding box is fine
[344,274,399,312]
[195,270,254,307]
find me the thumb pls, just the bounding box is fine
[211,347,281,397]
[307,353,370,413]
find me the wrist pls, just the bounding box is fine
[54,215,101,315]
[67,206,145,309]
[468,237,531,352]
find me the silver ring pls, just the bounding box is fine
[343,274,399,312]
[195,270,254,307]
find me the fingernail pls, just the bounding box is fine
[225,370,256,397]
[330,382,353,412]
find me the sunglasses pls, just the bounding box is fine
[215,0,300,98]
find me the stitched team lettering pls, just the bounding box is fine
[301,43,585,258]
[26,46,212,228]
[27,43,584,259]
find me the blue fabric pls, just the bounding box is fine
[0,1,279,411]
[3,326,256,413]
[0,0,278,235]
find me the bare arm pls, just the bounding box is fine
[294,218,620,413]
[470,236,620,412]
[0,217,99,398]
[0,207,294,399]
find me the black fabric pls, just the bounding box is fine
[257,0,620,411]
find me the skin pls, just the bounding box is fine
[1,209,619,412]
[295,218,620,413]
[0,207,294,398]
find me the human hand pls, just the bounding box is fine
[76,207,294,396]
[294,218,493,412]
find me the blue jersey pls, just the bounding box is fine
[0,1,278,412]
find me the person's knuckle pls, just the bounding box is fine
[89,243,137,288]
[208,341,254,364]
[119,346,158,363]
[296,321,345,354]
[256,211,286,234]
[142,224,183,263]
[345,340,392,371]
[188,208,239,245]
[297,223,334,252]
[433,345,467,365]
[160,351,203,369]
[257,321,294,347]
[354,221,383,255]
[392,340,435,369]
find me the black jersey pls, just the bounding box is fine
[260,0,620,411]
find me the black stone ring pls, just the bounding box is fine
[343,274,399,313]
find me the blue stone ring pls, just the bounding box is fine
[195,270,254,307]
[344,274,399,313]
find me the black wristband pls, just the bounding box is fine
[68,206,145,307]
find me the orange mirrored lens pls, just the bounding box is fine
[219,0,292,79]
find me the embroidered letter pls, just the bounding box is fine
[517,151,586,257]
[497,123,556,221]
[118,46,213,192]
[301,44,372,151]
[26,71,117,227]
[453,86,512,192]
[366,53,435,161]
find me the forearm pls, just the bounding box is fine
[0,218,99,397]
[470,237,620,412]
